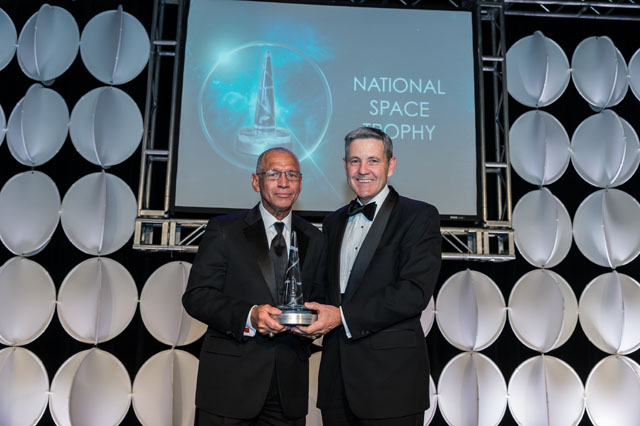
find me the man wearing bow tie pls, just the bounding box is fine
[183,147,326,426]
[299,126,441,426]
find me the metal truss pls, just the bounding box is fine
[134,0,515,261]
[503,0,640,20]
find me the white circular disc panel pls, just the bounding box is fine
[0,257,56,346]
[17,4,79,82]
[0,171,60,256]
[579,272,640,355]
[0,8,17,71]
[573,189,640,268]
[60,172,137,256]
[508,355,585,426]
[140,261,206,346]
[7,84,69,166]
[571,36,628,109]
[509,110,570,186]
[58,257,138,344]
[420,297,435,337]
[513,188,572,268]
[132,349,198,426]
[629,47,640,102]
[509,269,578,352]
[571,110,640,188]
[80,6,150,85]
[49,348,131,426]
[435,270,506,351]
[0,347,49,426]
[0,103,6,146]
[424,376,437,426]
[585,355,640,426]
[437,352,507,426]
[70,86,143,167]
[506,31,570,107]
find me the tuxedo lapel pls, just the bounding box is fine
[332,211,349,304]
[243,206,278,304]
[343,188,398,302]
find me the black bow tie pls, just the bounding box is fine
[347,200,377,221]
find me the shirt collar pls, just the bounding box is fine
[357,185,390,218]
[259,202,293,231]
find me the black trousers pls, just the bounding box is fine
[320,356,424,426]
[195,368,305,426]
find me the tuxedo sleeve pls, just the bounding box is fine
[341,204,441,340]
[182,218,254,341]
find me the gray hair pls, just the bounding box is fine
[344,126,393,161]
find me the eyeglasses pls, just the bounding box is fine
[257,169,302,181]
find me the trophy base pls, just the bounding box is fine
[274,307,318,325]
[236,127,292,155]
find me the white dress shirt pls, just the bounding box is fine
[244,203,293,336]
[339,185,390,337]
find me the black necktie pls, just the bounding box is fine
[346,199,377,221]
[270,222,287,303]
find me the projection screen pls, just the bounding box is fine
[173,0,480,219]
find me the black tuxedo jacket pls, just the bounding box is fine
[182,205,326,419]
[317,187,441,419]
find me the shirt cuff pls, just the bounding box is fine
[340,306,352,339]
[244,305,257,337]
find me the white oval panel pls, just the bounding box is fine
[0,257,56,346]
[0,8,17,71]
[571,110,640,188]
[437,352,507,426]
[17,4,79,83]
[509,269,577,353]
[512,188,572,268]
[140,261,206,347]
[585,355,640,426]
[506,31,570,107]
[420,296,435,337]
[58,257,138,344]
[49,348,131,426]
[80,6,150,85]
[435,270,506,351]
[424,376,437,426]
[509,110,570,186]
[571,36,628,110]
[0,347,49,425]
[579,272,640,355]
[0,171,60,256]
[60,172,137,256]
[573,189,640,268]
[629,47,640,102]
[6,84,69,166]
[132,349,197,426]
[70,86,143,167]
[508,355,585,426]
[0,102,6,146]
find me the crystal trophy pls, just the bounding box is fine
[236,50,292,155]
[274,231,317,325]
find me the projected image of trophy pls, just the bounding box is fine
[275,231,317,325]
[236,50,292,155]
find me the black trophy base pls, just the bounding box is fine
[274,306,318,325]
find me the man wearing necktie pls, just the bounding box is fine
[183,147,327,426]
[299,126,442,426]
